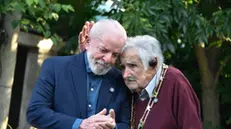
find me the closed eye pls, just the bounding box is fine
[112,53,119,58]
[127,63,137,68]
[99,47,108,53]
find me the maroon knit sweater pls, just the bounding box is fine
[134,66,203,129]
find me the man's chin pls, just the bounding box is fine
[93,67,112,75]
[126,86,137,92]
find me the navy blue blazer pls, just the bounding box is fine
[26,52,131,129]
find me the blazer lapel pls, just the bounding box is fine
[96,72,116,113]
[70,53,87,118]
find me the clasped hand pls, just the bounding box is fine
[79,108,116,129]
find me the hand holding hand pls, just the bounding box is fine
[79,108,114,129]
[96,109,116,129]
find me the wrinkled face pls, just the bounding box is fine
[120,48,155,93]
[86,35,125,75]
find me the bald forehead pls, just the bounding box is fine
[89,19,127,40]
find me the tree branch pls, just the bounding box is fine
[194,43,214,88]
[212,55,231,88]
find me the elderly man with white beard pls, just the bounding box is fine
[120,35,203,129]
[26,19,131,129]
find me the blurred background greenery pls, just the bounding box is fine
[0,0,231,129]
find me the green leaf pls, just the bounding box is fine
[52,4,62,12]
[44,12,50,20]
[161,15,171,23]
[208,40,222,48]
[34,0,39,4]
[22,25,28,32]
[21,19,30,25]
[8,1,25,12]
[29,24,35,29]
[195,19,200,28]
[43,23,50,30]
[44,31,51,38]
[36,25,44,33]
[39,0,45,8]
[51,12,59,21]
[11,20,20,29]
[38,18,46,25]
[51,36,57,44]
[26,0,34,6]
[147,8,155,16]
[183,25,187,34]
[62,5,75,13]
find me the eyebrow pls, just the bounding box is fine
[99,46,108,50]
[99,45,120,55]
[122,60,137,64]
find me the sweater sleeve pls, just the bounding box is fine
[173,73,203,129]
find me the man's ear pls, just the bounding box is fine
[148,57,157,68]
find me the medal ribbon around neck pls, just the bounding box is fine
[130,64,168,129]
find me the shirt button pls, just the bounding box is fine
[88,104,92,108]
[91,88,94,91]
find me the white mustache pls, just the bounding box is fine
[96,60,110,67]
[125,76,136,81]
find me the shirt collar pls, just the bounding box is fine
[139,65,163,100]
[84,51,93,73]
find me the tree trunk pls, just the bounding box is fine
[194,43,220,129]
[0,12,21,129]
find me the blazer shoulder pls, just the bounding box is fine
[42,54,80,67]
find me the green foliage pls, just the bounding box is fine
[0,0,74,44]
[212,9,231,39]
[108,0,231,49]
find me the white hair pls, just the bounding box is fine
[122,35,164,70]
[89,19,127,40]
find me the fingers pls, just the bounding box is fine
[108,109,115,119]
[97,121,114,129]
[85,21,89,34]
[105,122,115,129]
[79,118,96,129]
[99,122,111,129]
[89,21,95,33]
[97,108,107,115]
[83,21,94,35]
[86,109,115,129]
[78,32,83,43]
[91,116,111,123]
[106,109,116,129]
[84,21,91,35]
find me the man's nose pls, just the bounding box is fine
[103,53,113,64]
[123,68,130,79]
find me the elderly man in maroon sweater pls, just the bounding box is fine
[119,35,203,129]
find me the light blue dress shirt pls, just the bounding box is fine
[72,52,103,129]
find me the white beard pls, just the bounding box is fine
[87,52,112,75]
